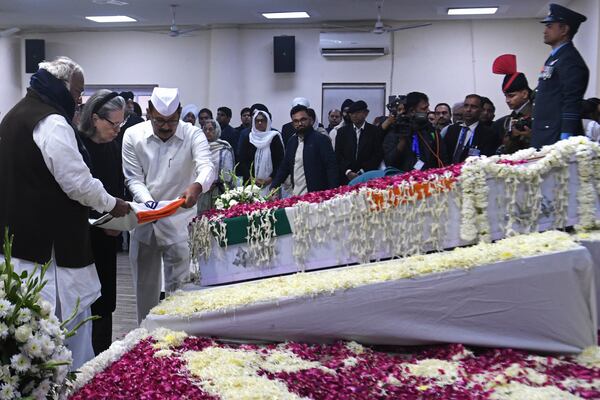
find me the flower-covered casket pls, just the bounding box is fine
[191,137,600,286]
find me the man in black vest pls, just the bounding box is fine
[444,94,499,164]
[335,100,383,184]
[0,57,130,368]
[531,3,589,148]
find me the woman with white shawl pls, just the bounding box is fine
[238,110,284,197]
[197,119,235,213]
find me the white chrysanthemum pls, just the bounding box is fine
[39,335,56,357]
[14,325,32,343]
[0,299,13,319]
[23,336,44,359]
[16,309,31,324]
[38,300,53,318]
[10,353,31,373]
[30,379,51,400]
[0,383,20,400]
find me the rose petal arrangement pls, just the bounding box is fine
[68,327,600,400]
[155,230,576,317]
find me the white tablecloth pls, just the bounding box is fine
[576,239,600,327]
[146,246,598,353]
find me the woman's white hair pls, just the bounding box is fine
[38,56,84,90]
[204,119,221,140]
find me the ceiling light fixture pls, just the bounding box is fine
[447,7,498,15]
[262,12,310,19]
[85,15,137,23]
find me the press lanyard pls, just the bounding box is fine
[412,133,421,159]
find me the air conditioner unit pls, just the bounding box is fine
[319,32,390,57]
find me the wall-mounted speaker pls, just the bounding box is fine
[273,36,295,73]
[25,39,45,73]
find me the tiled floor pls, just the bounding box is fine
[112,252,138,341]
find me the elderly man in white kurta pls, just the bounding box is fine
[122,88,215,323]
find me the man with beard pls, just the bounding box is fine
[122,87,215,323]
[281,97,310,148]
[444,94,498,164]
[271,104,338,195]
[217,106,239,151]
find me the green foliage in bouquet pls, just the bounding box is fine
[0,230,90,399]
[214,162,279,210]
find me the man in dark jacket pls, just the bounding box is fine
[272,105,338,195]
[335,100,383,185]
[445,94,499,164]
[383,92,448,172]
[531,3,588,148]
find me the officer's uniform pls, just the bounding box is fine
[531,3,589,149]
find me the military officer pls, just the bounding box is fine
[531,3,588,149]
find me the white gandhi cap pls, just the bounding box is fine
[150,87,180,116]
[292,97,310,107]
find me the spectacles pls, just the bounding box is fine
[292,117,309,125]
[151,117,179,127]
[102,115,129,129]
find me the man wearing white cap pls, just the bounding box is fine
[122,87,215,323]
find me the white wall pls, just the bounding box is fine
[8,14,597,125]
[0,37,21,118]
[571,0,600,97]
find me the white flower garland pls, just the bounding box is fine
[459,137,600,241]
[246,208,278,266]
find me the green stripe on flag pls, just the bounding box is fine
[214,209,292,246]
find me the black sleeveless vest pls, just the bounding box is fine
[0,89,94,267]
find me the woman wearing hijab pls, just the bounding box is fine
[238,110,284,196]
[197,119,235,213]
[181,104,199,126]
[77,89,128,355]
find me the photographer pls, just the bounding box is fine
[492,55,533,154]
[382,92,448,172]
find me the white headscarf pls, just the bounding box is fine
[249,110,282,180]
[181,104,199,121]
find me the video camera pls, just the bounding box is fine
[387,95,430,135]
[386,95,407,118]
[513,116,532,131]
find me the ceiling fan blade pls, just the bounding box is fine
[177,26,204,35]
[386,23,432,32]
[0,27,21,37]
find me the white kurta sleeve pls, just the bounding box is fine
[191,129,216,193]
[32,115,116,213]
[122,129,155,203]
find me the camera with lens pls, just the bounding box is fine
[386,95,407,118]
[512,116,532,131]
